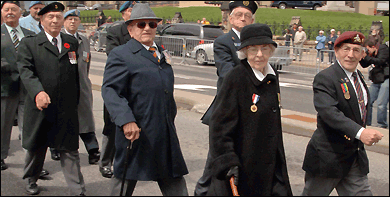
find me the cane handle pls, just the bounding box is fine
[230,176,239,196]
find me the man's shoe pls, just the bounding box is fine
[39,169,50,178]
[50,149,60,161]
[25,182,40,195]
[88,151,100,165]
[1,159,8,171]
[99,167,113,178]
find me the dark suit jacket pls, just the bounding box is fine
[105,21,131,56]
[1,24,35,97]
[201,29,242,125]
[360,43,389,82]
[302,62,370,178]
[102,39,188,180]
[17,31,80,151]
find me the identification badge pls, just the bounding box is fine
[162,50,172,65]
[83,51,90,63]
[234,42,241,47]
[251,93,260,113]
[68,51,77,64]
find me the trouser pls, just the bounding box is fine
[301,158,372,196]
[316,49,324,62]
[80,132,100,154]
[294,43,304,60]
[23,146,86,195]
[328,48,335,63]
[110,176,188,196]
[194,151,213,196]
[1,94,19,160]
[99,105,116,169]
[367,78,389,127]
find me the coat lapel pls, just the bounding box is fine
[59,33,71,59]
[1,25,17,55]
[229,30,241,50]
[37,31,59,56]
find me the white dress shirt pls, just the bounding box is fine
[44,31,62,53]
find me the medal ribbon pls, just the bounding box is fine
[252,94,260,104]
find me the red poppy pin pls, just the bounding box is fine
[64,43,70,49]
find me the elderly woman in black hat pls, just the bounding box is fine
[207,23,293,196]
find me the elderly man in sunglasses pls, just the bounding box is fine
[101,3,189,196]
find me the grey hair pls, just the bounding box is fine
[236,44,276,60]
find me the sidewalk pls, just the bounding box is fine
[90,73,389,155]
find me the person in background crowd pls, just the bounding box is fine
[326,28,337,64]
[197,19,201,23]
[284,28,292,47]
[196,1,257,196]
[290,23,298,49]
[315,30,326,63]
[367,28,382,49]
[97,12,106,27]
[100,0,137,179]
[207,23,293,196]
[102,3,189,195]
[201,17,210,25]
[19,1,44,33]
[337,30,341,37]
[360,39,389,129]
[17,2,86,195]
[106,15,112,23]
[62,9,101,165]
[293,25,306,61]
[301,31,384,196]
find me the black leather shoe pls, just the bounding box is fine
[99,167,113,178]
[25,182,40,195]
[50,149,60,161]
[1,159,8,171]
[39,169,50,178]
[88,151,100,165]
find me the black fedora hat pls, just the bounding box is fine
[125,3,162,24]
[238,23,277,51]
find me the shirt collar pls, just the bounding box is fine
[4,23,22,35]
[232,28,240,39]
[248,61,276,81]
[142,42,158,51]
[64,29,78,38]
[337,59,356,80]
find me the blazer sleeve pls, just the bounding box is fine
[17,37,45,101]
[209,73,241,180]
[101,50,136,128]
[360,44,389,68]
[313,72,362,141]
[214,37,236,80]
[105,25,120,56]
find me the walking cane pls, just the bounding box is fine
[120,140,133,196]
[230,177,239,196]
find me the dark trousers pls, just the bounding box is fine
[194,151,213,196]
[80,132,99,154]
[99,104,116,169]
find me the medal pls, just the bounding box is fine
[344,91,350,99]
[251,93,260,113]
[68,51,77,64]
[341,83,350,100]
[162,50,172,65]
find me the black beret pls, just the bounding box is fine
[229,1,258,14]
[38,2,64,16]
[1,1,20,9]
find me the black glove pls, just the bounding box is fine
[226,166,239,186]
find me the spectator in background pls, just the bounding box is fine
[367,28,382,48]
[326,29,337,64]
[106,15,112,23]
[97,12,106,27]
[197,19,201,23]
[284,28,292,47]
[201,17,210,25]
[315,30,326,63]
[293,25,306,61]
[337,30,341,37]
[290,23,298,48]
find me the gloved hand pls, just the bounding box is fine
[226,166,239,186]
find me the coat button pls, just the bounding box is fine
[272,107,277,112]
[164,90,168,94]
[159,66,162,70]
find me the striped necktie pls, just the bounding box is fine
[52,37,58,52]
[352,72,367,125]
[11,29,19,51]
[149,46,160,63]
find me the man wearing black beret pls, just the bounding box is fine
[196,1,257,196]
[17,2,86,195]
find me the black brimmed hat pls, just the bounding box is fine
[38,2,64,16]
[238,23,277,50]
[229,1,258,14]
[125,3,162,24]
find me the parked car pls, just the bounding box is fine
[156,23,224,56]
[270,1,324,10]
[189,43,293,70]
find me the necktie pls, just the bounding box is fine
[52,37,58,52]
[352,72,366,124]
[11,29,19,51]
[149,46,160,63]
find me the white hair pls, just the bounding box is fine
[236,44,276,60]
[331,29,335,32]
[319,30,324,34]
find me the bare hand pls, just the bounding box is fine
[360,128,384,146]
[122,122,141,142]
[35,91,51,111]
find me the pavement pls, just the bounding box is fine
[90,71,389,155]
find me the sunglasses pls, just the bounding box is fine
[136,21,158,29]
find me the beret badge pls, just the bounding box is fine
[243,1,249,6]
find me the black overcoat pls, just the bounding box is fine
[101,39,188,181]
[17,31,80,151]
[302,62,370,178]
[207,60,292,196]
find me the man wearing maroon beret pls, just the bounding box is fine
[301,31,384,195]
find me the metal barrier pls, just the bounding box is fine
[94,31,107,52]
[154,36,186,64]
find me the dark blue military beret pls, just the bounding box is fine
[119,1,138,12]
[38,2,64,16]
[229,1,258,14]
[1,1,20,9]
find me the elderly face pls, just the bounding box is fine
[127,19,158,46]
[1,3,22,27]
[245,44,274,73]
[122,7,132,21]
[30,4,45,21]
[335,43,364,72]
[64,16,80,34]
[298,26,303,32]
[229,7,254,32]
[41,11,64,37]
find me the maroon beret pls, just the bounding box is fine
[334,31,365,48]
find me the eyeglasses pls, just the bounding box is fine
[136,21,158,29]
[247,45,272,55]
[233,12,252,19]
[339,46,363,54]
